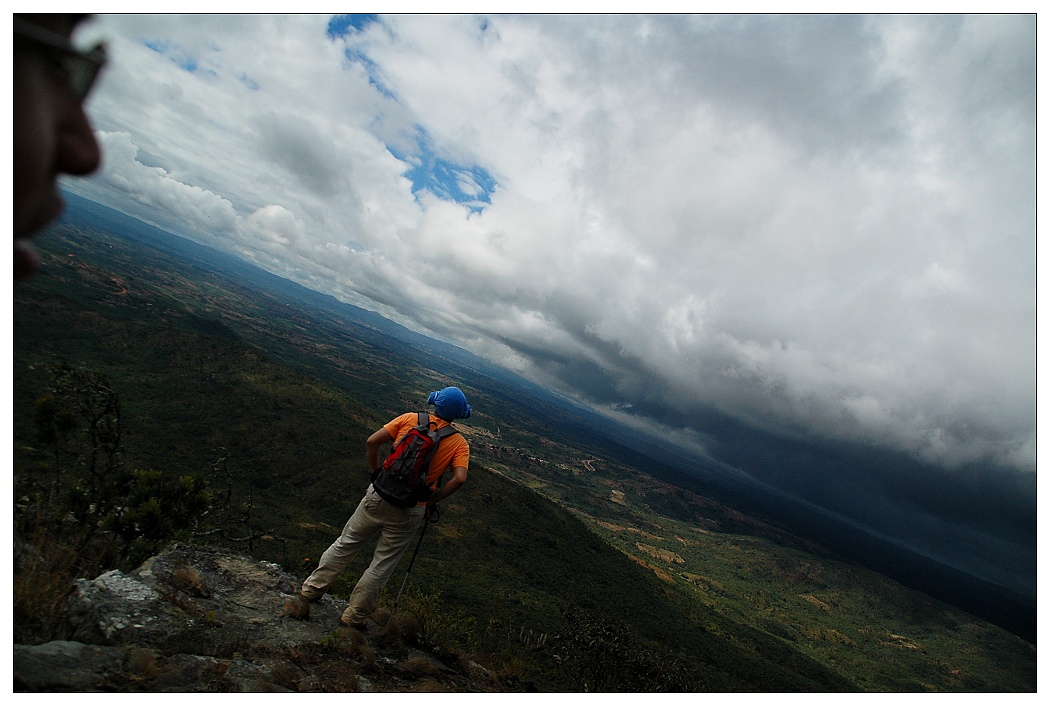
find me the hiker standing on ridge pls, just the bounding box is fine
[297,387,472,629]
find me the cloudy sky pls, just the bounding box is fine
[62,13,1036,593]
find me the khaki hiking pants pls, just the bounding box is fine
[301,485,426,625]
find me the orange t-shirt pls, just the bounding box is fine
[383,412,470,491]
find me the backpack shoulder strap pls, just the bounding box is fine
[435,424,460,440]
[417,412,458,439]
[429,423,460,490]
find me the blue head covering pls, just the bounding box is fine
[427,386,472,421]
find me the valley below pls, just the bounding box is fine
[11,195,1036,692]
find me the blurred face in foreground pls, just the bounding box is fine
[13,14,104,282]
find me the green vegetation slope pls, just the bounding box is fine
[11,204,1034,691]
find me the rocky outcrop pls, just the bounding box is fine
[14,543,502,692]
[62,543,334,656]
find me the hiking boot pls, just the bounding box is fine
[340,617,369,631]
[340,610,370,631]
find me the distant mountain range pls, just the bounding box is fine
[53,191,1036,643]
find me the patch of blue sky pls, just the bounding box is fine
[325,15,396,99]
[345,49,397,99]
[240,74,260,91]
[323,16,497,211]
[143,39,199,73]
[388,128,497,214]
[327,14,379,40]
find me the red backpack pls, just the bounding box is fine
[371,413,460,507]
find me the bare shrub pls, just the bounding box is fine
[410,678,448,692]
[284,595,311,620]
[171,566,208,597]
[400,656,443,679]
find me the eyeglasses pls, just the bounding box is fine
[14,17,108,102]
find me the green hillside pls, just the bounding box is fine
[12,213,1035,691]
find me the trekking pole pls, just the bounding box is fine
[390,508,438,618]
